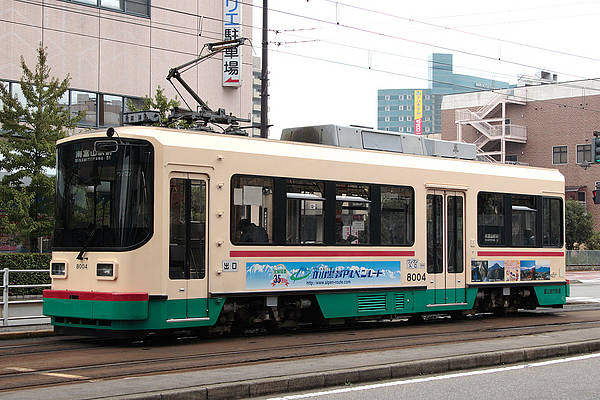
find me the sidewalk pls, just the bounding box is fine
[2,325,600,400]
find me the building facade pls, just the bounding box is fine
[378,53,509,134]
[0,0,253,129]
[441,79,600,229]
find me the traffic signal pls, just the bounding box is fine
[594,131,600,163]
[594,190,600,204]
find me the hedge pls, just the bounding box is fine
[0,254,51,297]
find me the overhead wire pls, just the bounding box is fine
[237,0,594,80]
[270,48,600,114]
[316,0,600,63]
[8,0,600,115]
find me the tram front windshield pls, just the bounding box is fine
[54,138,154,250]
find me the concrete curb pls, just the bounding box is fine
[0,329,54,340]
[109,339,600,400]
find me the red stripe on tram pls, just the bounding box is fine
[43,290,148,301]
[477,251,564,257]
[229,250,415,258]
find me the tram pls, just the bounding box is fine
[43,125,569,335]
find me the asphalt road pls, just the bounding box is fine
[260,352,600,400]
[568,271,600,303]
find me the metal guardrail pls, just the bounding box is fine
[566,250,600,267]
[1,268,50,326]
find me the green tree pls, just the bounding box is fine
[586,231,600,250]
[0,45,81,250]
[565,199,594,249]
[127,86,182,127]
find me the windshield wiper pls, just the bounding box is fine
[76,226,99,260]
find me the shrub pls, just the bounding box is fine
[0,253,51,297]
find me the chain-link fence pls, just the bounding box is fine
[566,250,600,267]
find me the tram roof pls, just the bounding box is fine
[63,126,564,185]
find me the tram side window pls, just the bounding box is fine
[170,179,186,279]
[189,181,206,279]
[231,176,273,244]
[286,179,325,244]
[380,186,414,245]
[512,195,537,247]
[427,194,443,274]
[478,192,505,246]
[336,183,371,245]
[543,197,563,247]
[169,179,206,280]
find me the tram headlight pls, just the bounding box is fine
[97,263,114,278]
[51,262,66,277]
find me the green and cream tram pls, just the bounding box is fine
[43,126,568,335]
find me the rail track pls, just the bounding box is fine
[2,306,600,393]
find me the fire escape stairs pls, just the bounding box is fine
[455,93,527,162]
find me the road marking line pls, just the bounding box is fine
[267,352,600,399]
[5,367,35,372]
[568,297,600,303]
[4,366,89,380]
[39,372,90,379]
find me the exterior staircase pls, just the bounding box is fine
[455,92,527,163]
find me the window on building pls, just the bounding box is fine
[100,0,121,9]
[0,81,9,111]
[406,127,412,132]
[384,95,390,100]
[407,105,412,111]
[577,144,592,164]
[336,183,370,245]
[398,105,404,111]
[425,105,431,111]
[578,191,586,205]
[399,127,404,132]
[399,95,404,100]
[286,179,325,244]
[384,116,390,122]
[425,95,430,100]
[506,154,518,163]
[552,145,567,164]
[425,127,431,133]
[11,82,26,107]
[70,91,97,126]
[125,97,145,113]
[99,94,123,126]
[385,127,390,131]
[407,95,412,100]
[63,0,150,17]
[399,116,404,121]
[384,106,390,111]
[407,116,412,121]
[425,116,431,121]
[380,186,414,245]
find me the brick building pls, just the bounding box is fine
[441,79,600,229]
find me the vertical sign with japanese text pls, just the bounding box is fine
[414,90,423,135]
[223,0,242,87]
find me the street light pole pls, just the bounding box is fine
[260,0,269,138]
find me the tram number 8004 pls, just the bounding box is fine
[406,272,426,282]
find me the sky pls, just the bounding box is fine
[249,0,600,138]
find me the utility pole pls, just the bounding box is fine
[260,0,269,138]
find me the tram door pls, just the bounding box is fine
[426,190,466,305]
[167,173,209,320]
